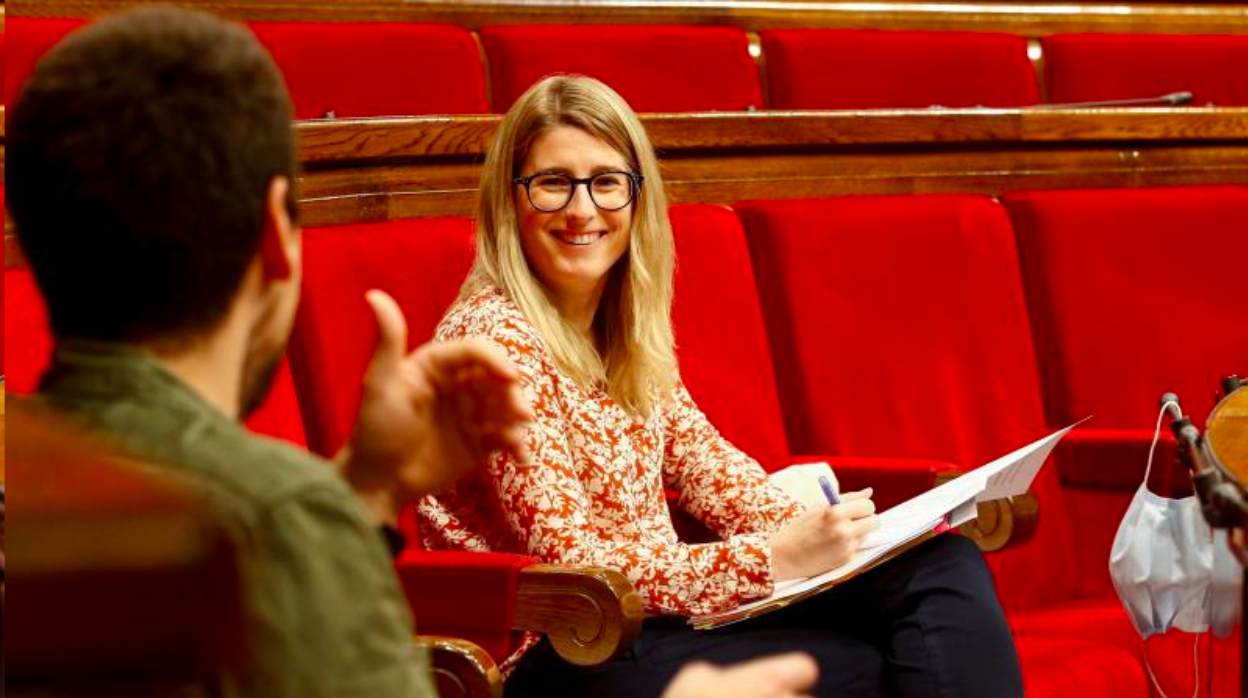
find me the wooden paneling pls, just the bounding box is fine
[9,0,1248,36]
[284,108,1248,227]
[8,109,1248,256]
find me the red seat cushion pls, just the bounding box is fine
[480,25,762,113]
[669,204,791,472]
[1012,599,1238,698]
[4,266,306,446]
[289,217,476,456]
[761,29,1039,110]
[250,21,489,118]
[735,194,1077,611]
[1014,636,1147,697]
[5,17,87,107]
[1043,34,1248,107]
[395,549,536,663]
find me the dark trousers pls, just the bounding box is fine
[505,534,1023,698]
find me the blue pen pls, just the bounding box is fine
[818,475,841,506]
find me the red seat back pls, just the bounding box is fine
[6,267,55,395]
[4,266,306,446]
[736,194,1076,610]
[289,218,476,456]
[250,21,489,119]
[1003,185,1248,608]
[480,25,762,112]
[761,29,1039,110]
[1003,185,1248,429]
[669,204,791,473]
[1043,34,1248,107]
[6,17,88,107]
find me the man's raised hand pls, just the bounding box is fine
[340,290,532,523]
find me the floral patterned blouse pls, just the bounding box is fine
[417,283,804,665]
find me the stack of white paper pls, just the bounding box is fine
[690,421,1083,629]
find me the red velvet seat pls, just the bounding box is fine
[1002,185,1248,698]
[288,217,477,457]
[760,29,1039,110]
[736,194,1076,609]
[5,17,87,107]
[1043,33,1248,107]
[250,22,489,119]
[3,266,307,447]
[669,203,959,510]
[734,194,1149,696]
[289,217,541,662]
[479,25,762,112]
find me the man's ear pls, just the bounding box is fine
[259,176,298,282]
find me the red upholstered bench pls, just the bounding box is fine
[479,24,762,113]
[760,28,1039,110]
[1003,185,1248,698]
[2,266,308,447]
[250,21,490,119]
[734,193,1149,696]
[1043,33,1248,107]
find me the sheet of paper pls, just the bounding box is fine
[975,419,1086,501]
[861,474,982,550]
[690,421,1086,629]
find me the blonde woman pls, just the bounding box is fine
[418,75,1023,698]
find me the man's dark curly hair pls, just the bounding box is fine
[8,7,299,345]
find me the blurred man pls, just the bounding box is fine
[9,8,528,697]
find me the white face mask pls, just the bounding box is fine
[1107,400,1243,696]
[1109,486,1240,639]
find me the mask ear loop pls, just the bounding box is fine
[1138,398,1202,698]
[1142,398,1183,488]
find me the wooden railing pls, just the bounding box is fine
[292,108,1248,226]
[7,107,1248,261]
[8,0,1248,36]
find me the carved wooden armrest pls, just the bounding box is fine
[935,470,1039,553]
[420,636,503,698]
[513,564,644,666]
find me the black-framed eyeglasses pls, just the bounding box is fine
[513,171,644,213]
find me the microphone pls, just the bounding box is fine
[1027,91,1194,109]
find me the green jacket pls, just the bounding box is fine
[38,341,435,698]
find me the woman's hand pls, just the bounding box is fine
[768,488,878,582]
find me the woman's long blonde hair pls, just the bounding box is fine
[466,75,676,417]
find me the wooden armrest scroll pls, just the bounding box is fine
[421,635,503,698]
[514,564,644,666]
[934,471,1039,553]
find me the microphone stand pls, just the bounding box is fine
[1166,377,1248,696]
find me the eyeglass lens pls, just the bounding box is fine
[527,173,635,212]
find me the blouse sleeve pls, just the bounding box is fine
[481,333,780,617]
[662,382,804,538]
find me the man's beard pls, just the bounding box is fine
[239,348,283,419]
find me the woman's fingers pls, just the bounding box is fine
[839,487,874,501]
[849,514,881,537]
[834,497,876,520]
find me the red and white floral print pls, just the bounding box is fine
[417,284,804,666]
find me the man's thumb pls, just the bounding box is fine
[365,289,409,372]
